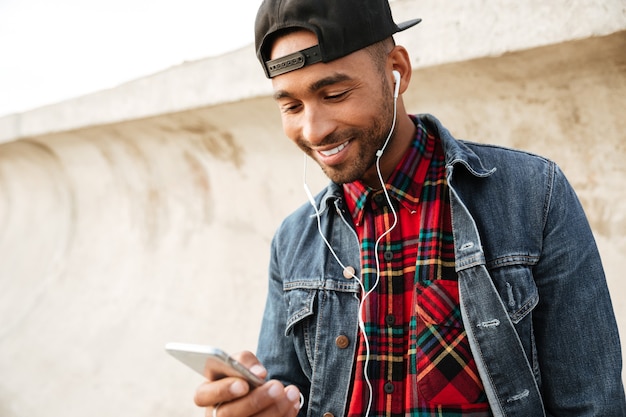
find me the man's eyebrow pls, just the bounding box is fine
[273,73,352,101]
[308,73,351,93]
[273,90,293,100]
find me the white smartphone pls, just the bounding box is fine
[165,342,264,388]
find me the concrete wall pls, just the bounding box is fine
[0,1,624,416]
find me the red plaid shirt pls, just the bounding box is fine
[343,118,491,416]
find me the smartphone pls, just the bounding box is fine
[165,342,264,388]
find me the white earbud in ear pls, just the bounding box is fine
[392,70,401,98]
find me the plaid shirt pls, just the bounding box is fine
[343,118,491,416]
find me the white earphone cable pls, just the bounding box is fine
[302,73,400,416]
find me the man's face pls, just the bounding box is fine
[270,30,394,185]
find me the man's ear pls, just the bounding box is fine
[388,45,412,96]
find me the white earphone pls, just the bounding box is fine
[392,70,401,98]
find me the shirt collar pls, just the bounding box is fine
[343,116,436,226]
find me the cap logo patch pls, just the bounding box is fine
[265,45,323,78]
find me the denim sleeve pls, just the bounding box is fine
[532,163,626,415]
[256,231,310,415]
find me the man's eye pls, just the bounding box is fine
[326,91,349,100]
[281,103,301,113]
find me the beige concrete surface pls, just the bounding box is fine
[2,0,624,143]
[0,1,625,416]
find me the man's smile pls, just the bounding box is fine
[318,140,350,157]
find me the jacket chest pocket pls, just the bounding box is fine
[488,264,539,374]
[488,264,538,324]
[285,287,317,336]
[283,281,360,380]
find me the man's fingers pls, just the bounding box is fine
[194,377,250,407]
[211,381,301,417]
[232,351,268,379]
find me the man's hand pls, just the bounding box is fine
[194,351,302,417]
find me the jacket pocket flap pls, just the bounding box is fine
[284,287,317,336]
[490,265,539,324]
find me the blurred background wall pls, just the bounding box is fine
[0,1,624,416]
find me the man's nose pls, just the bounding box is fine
[301,105,336,146]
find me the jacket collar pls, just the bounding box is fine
[419,114,496,178]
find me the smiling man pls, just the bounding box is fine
[193,0,626,416]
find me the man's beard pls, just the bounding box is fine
[298,86,394,185]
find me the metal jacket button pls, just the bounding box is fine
[343,266,356,279]
[335,335,350,349]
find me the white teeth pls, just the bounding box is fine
[319,141,349,156]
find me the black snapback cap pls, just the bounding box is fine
[255,0,421,78]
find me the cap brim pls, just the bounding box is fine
[397,18,422,32]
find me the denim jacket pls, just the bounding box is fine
[257,114,626,416]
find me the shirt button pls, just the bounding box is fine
[343,266,356,279]
[384,381,395,394]
[335,335,350,349]
[384,250,394,261]
[385,314,396,326]
[373,194,386,205]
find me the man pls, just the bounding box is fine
[194,0,626,415]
